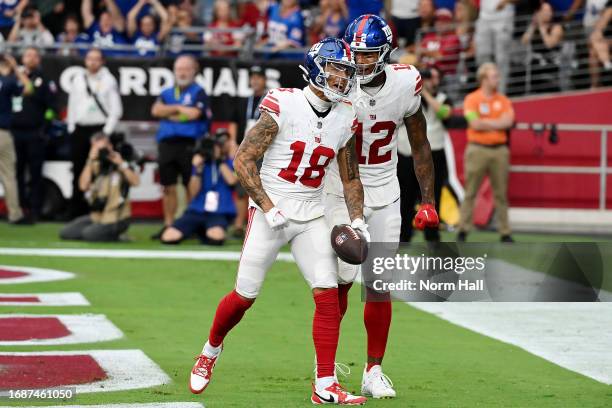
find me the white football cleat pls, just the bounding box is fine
[189,347,222,394]
[361,365,396,399]
[311,382,367,405]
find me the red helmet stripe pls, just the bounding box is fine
[342,40,352,59]
[354,14,371,42]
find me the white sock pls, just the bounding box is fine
[202,341,221,358]
[315,376,335,390]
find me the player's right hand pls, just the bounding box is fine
[264,207,288,230]
[351,218,371,243]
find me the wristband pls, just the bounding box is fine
[465,111,479,122]
[436,104,451,120]
[178,113,189,122]
[191,165,203,177]
[44,109,55,121]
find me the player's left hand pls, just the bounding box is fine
[414,203,439,230]
[351,218,371,243]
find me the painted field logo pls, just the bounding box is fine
[0,314,123,346]
[0,265,75,285]
[0,350,171,393]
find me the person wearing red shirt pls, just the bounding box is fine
[419,8,462,76]
[204,0,242,57]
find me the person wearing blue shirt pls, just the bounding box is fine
[126,0,172,57]
[0,0,22,38]
[151,55,212,239]
[81,0,129,56]
[161,136,237,245]
[0,54,33,225]
[265,0,305,59]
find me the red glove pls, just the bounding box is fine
[414,203,440,230]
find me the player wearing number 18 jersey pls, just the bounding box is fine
[189,38,367,405]
[324,15,440,399]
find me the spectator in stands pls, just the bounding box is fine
[418,0,436,34]
[586,0,611,87]
[161,131,237,245]
[264,0,305,58]
[474,0,517,94]
[346,0,383,24]
[550,0,584,23]
[419,8,462,76]
[127,0,171,56]
[81,0,129,54]
[0,0,27,38]
[41,0,68,36]
[150,55,211,239]
[0,53,32,225]
[391,0,420,49]
[228,65,267,237]
[167,6,203,55]
[399,66,454,243]
[66,48,123,218]
[458,62,514,243]
[239,0,269,38]
[521,1,564,93]
[57,14,84,56]
[60,132,140,242]
[455,0,476,54]
[589,0,612,84]
[204,0,243,57]
[8,6,55,47]
[311,0,349,42]
[12,47,58,223]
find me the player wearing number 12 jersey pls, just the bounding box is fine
[189,38,368,405]
[324,15,440,399]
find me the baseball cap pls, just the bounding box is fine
[249,66,265,77]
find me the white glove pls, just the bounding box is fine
[351,218,370,243]
[264,207,288,230]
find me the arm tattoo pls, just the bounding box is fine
[338,134,364,221]
[405,106,435,205]
[234,111,278,211]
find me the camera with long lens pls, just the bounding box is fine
[194,129,230,162]
[95,132,135,175]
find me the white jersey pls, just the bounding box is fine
[325,64,422,207]
[254,87,355,221]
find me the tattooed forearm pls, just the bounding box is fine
[338,135,364,220]
[234,111,278,212]
[405,106,435,204]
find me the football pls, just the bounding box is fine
[331,224,369,265]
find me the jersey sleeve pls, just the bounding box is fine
[258,89,284,127]
[403,65,422,118]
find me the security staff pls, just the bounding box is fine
[151,54,211,239]
[228,65,267,236]
[11,47,58,222]
[0,53,32,225]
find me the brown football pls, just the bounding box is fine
[331,224,368,265]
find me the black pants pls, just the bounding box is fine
[60,214,130,242]
[398,149,448,243]
[70,125,104,218]
[12,128,46,218]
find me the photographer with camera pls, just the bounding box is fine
[60,132,139,242]
[161,130,237,245]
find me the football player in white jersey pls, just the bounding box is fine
[189,38,368,405]
[324,15,440,399]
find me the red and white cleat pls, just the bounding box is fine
[189,348,221,394]
[311,382,367,405]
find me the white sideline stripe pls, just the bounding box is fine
[410,261,612,385]
[5,404,204,408]
[0,247,295,262]
[0,350,171,393]
[0,265,74,284]
[0,314,123,346]
[0,292,90,306]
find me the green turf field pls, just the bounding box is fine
[0,223,611,407]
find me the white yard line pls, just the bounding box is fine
[0,314,123,346]
[2,404,204,408]
[0,247,294,262]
